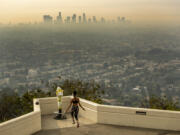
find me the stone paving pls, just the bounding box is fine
[33,114,180,135]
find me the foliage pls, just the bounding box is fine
[48,79,105,104]
[0,92,22,122]
[21,89,50,113]
[0,89,49,123]
[0,78,104,123]
[141,95,180,111]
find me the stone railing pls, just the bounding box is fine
[35,96,98,122]
[37,96,180,131]
[97,104,180,131]
[0,99,41,135]
[1,96,180,135]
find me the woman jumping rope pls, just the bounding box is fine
[65,90,86,128]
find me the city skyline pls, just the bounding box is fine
[43,12,128,24]
[0,0,180,24]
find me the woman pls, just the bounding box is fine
[65,90,85,128]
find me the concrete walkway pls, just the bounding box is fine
[40,114,96,129]
[33,114,180,135]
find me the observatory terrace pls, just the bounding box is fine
[1,96,180,135]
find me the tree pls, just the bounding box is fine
[141,95,180,111]
[48,79,105,104]
[0,92,23,122]
[0,78,104,123]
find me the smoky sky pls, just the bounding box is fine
[0,0,180,24]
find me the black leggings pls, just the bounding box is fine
[71,106,79,120]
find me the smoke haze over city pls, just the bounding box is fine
[0,0,180,24]
[0,0,180,107]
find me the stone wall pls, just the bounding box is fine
[1,96,180,135]
[97,105,180,131]
[0,99,41,135]
[60,96,180,131]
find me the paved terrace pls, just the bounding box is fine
[1,96,180,135]
[33,114,180,135]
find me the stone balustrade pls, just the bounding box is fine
[0,98,41,135]
[1,96,180,135]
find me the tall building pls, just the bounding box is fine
[101,17,106,23]
[121,17,125,22]
[93,16,97,23]
[72,14,77,23]
[88,18,92,23]
[43,15,53,24]
[83,13,87,23]
[78,16,82,24]
[117,16,121,23]
[56,12,63,23]
[66,16,71,23]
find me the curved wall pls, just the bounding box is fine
[1,96,180,135]
[60,96,180,131]
[0,99,41,135]
[97,104,180,131]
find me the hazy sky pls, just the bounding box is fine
[0,0,180,24]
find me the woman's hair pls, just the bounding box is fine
[73,90,77,97]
